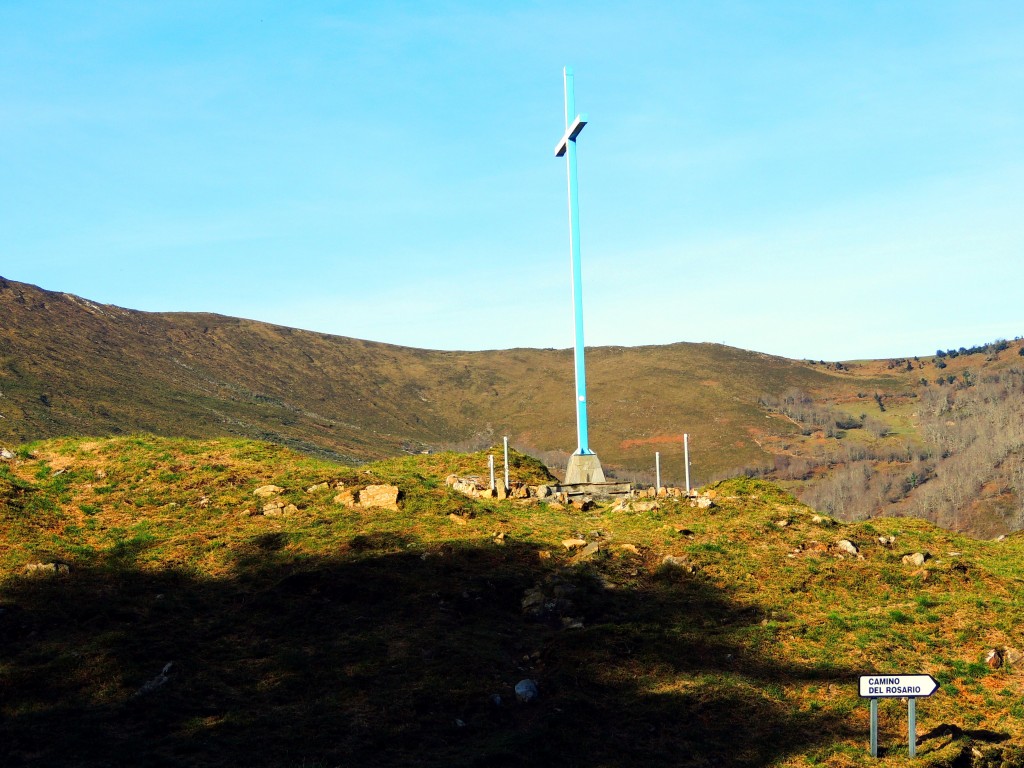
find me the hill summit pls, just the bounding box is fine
[2,435,1023,766]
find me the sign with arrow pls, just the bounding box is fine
[859,674,940,758]
[859,674,938,698]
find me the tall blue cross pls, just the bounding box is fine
[554,66,593,457]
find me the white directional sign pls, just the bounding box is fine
[859,674,938,698]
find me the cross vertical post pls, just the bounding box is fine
[555,67,605,485]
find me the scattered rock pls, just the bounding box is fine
[448,513,469,525]
[24,561,70,577]
[133,662,174,698]
[618,543,641,556]
[692,495,714,510]
[985,648,1003,669]
[799,541,830,554]
[489,693,503,708]
[662,555,697,573]
[515,679,539,703]
[631,500,660,512]
[902,552,928,567]
[496,483,508,500]
[811,514,828,524]
[262,501,298,517]
[537,550,552,561]
[0,447,14,460]
[774,519,790,528]
[492,532,506,546]
[561,616,585,629]
[197,496,210,508]
[305,482,329,493]
[561,538,587,551]
[552,582,577,598]
[520,588,546,612]
[878,535,897,548]
[576,542,601,559]
[454,718,466,728]
[534,485,550,499]
[1004,647,1022,666]
[333,490,356,507]
[511,484,529,499]
[836,539,859,555]
[996,534,1007,542]
[445,475,494,499]
[547,501,565,510]
[253,485,283,498]
[571,496,596,511]
[359,485,400,511]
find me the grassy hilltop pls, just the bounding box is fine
[2,435,1024,767]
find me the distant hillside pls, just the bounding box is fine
[2,276,1022,535]
[2,436,1023,767]
[0,275,866,475]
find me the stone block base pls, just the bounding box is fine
[565,452,606,484]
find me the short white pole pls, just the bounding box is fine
[655,451,661,492]
[684,433,691,494]
[489,454,495,491]
[503,436,510,491]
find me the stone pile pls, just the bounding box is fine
[332,484,401,511]
[445,475,543,500]
[249,481,402,514]
[445,474,715,509]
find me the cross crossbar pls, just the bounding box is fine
[554,114,588,157]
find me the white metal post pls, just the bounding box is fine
[503,436,510,491]
[684,433,691,494]
[489,454,495,491]
[655,451,661,492]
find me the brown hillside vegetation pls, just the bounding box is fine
[2,436,1024,767]
[2,276,1023,535]
[0,276,877,477]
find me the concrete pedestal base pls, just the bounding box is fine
[565,452,606,485]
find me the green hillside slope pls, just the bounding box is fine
[2,436,1023,766]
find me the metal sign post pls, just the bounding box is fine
[859,674,938,758]
[655,451,661,492]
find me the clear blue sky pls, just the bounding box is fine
[2,1,1022,360]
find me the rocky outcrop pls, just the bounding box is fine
[359,485,400,511]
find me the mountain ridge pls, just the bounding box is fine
[1,275,858,474]
[4,275,1023,536]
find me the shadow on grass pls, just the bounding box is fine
[1,540,858,767]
